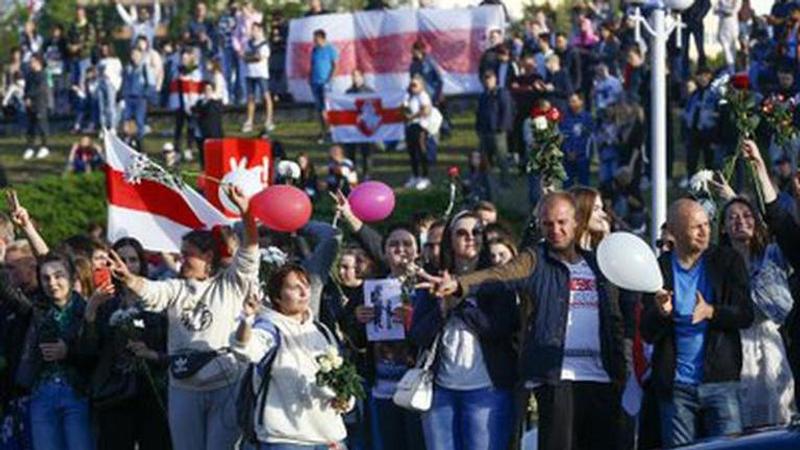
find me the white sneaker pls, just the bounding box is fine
[183,150,194,161]
[415,177,431,190]
[242,122,253,133]
[265,122,275,132]
[23,148,35,160]
[36,147,50,159]
[143,125,152,136]
[404,177,418,188]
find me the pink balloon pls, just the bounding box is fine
[348,181,396,222]
[251,185,312,232]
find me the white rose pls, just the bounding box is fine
[331,355,344,369]
[319,359,333,373]
[326,346,339,360]
[533,116,548,131]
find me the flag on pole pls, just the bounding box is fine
[104,132,231,253]
[327,92,406,143]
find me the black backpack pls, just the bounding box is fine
[235,320,337,444]
[236,323,281,444]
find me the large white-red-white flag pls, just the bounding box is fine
[286,6,505,103]
[104,133,231,253]
[327,92,406,143]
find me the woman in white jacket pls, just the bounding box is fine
[232,263,348,450]
[109,186,259,450]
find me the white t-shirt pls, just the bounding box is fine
[560,259,611,383]
[246,39,270,79]
[404,91,432,126]
[435,307,493,390]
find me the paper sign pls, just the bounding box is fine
[364,279,406,342]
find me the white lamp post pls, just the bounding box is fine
[629,0,692,245]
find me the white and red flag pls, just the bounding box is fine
[104,132,231,253]
[327,92,406,143]
[286,6,505,103]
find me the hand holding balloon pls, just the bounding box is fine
[597,232,663,293]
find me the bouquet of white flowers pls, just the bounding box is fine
[315,346,365,414]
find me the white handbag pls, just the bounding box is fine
[392,335,440,412]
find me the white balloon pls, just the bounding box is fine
[218,167,265,215]
[597,232,663,293]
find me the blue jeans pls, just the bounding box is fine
[97,79,118,131]
[421,386,514,450]
[123,97,148,139]
[29,379,93,450]
[310,82,327,112]
[370,397,424,450]
[599,156,618,186]
[659,382,742,447]
[221,46,246,104]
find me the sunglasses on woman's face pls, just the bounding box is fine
[454,227,483,239]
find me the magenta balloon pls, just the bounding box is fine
[250,185,312,232]
[348,181,396,222]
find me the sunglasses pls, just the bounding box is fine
[454,227,483,239]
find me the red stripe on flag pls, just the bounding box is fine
[289,28,484,79]
[327,108,405,126]
[105,167,206,230]
[169,79,204,94]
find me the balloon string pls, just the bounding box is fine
[182,170,224,184]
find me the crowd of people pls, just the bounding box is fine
[4,1,800,450]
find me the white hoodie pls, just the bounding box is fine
[231,308,347,446]
[139,246,259,391]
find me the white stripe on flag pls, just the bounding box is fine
[107,204,193,253]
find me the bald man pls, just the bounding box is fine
[641,198,753,447]
[426,192,625,450]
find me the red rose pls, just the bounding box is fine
[530,106,548,118]
[762,99,774,114]
[731,72,749,90]
[447,166,461,178]
[546,107,562,122]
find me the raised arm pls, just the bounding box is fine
[6,190,49,257]
[153,0,161,24]
[116,2,136,26]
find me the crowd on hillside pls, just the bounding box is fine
[3,1,800,450]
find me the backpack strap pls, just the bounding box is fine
[313,320,338,347]
[252,320,281,428]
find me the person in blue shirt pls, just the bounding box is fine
[310,29,338,143]
[642,198,753,448]
[560,93,592,187]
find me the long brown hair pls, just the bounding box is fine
[719,197,770,258]
[570,186,605,250]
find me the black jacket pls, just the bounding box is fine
[641,246,753,396]
[24,69,49,113]
[476,87,514,134]
[194,98,224,140]
[410,283,519,390]
[458,243,627,386]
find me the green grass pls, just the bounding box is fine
[2,110,534,244]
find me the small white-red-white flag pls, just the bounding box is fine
[104,132,231,253]
[326,92,406,143]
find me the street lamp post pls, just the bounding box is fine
[629,0,692,245]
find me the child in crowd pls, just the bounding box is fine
[65,134,103,174]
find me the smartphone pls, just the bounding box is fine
[92,267,112,288]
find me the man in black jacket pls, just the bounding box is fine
[476,70,514,186]
[24,55,50,160]
[427,192,626,450]
[641,198,753,447]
